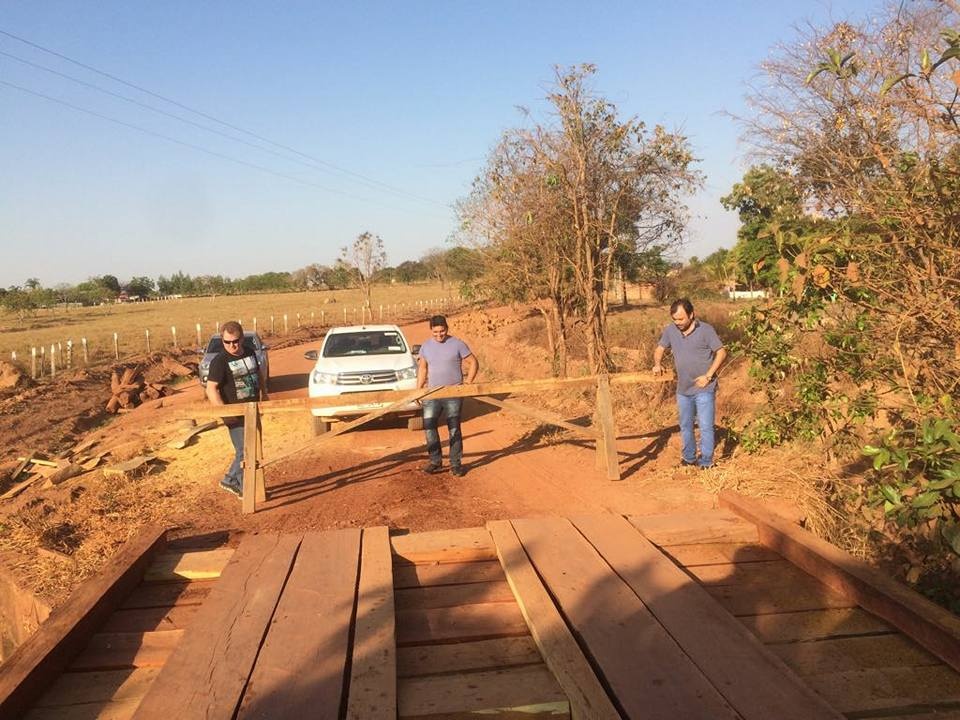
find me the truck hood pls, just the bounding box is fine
[313,354,415,374]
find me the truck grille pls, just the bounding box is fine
[337,370,398,385]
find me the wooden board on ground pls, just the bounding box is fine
[238,529,361,719]
[397,637,542,679]
[771,633,943,675]
[487,520,620,720]
[398,664,569,720]
[391,527,496,565]
[103,456,156,479]
[142,548,234,582]
[738,607,894,644]
[120,581,214,609]
[511,516,738,720]
[26,697,140,720]
[396,602,530,646]
[629,510,759,546]
[662,542,782,567]
[394,581,516,611]
[802,665,960,715]
[100,605,200,634]
[70,631,184,671]
[571,514,842,720]
[166,420,219,449]
[131,534,301,720]
[345,526,396,720]
[393,559,503,588]
[0,526,167,720]
[34,667,160,707]
[706,580,858,617]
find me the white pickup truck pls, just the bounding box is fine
[305,324,423,435]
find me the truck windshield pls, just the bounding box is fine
[207,336,257,354]
[323,331,408,357]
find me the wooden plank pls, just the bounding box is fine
[120,580,213,609]
[191,371,668,417]
[237,529,361,720]
[0,525,166,720]
[487,520,620,720]
[345,526,396,720]
[26,697,141,720]
[688,559,827,587]
[35,668,160,707]
[706,581,858,616]
[70,630,184,671]
[721,490,960,673]
[397,637,542,678]
[571,514,843,720]
[393,559,503,588]
[662,542,782,567]
[771,633,943,675]
[166,420,219,449]
[629,510,759,545]
[511,516,738,720]
[394,581,516,611]
[9,450,37,482]
[131,533,301,720]
[739,608,894,644]
[474,395,599,440]
[142,548,234,582]
[398,664,569,719]
[320,387,439,440]
[595,375,621,480]
[241,402,259,514]
[101,605,200,633]
[391,527,496,564]
[396,602,529,646]
[802,665,960,714]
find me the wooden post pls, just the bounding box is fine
[255,415,266,506]
[310,311,314,324]
[595,375,621,480]
[10,350,16,364]
[379,304,383,321]
[66,341,72,368]
[242,402,261,514]
[39,346,45,377]
[171,326,178,348]
[49,344,56,378]
[195,323,201,346]
[145,329,151,353]
[296,312,301,328]
[57,342,63,368]
[343,307,347,323]
[31,347,36,379]
[283,314,288,333]
[216,320,221,334]
[113,332,119,360]
[81,337,88,364]
[253,317,258,333]
[321,310,325,325]
[270,315,275,334]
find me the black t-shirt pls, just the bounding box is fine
[208,348,260,427]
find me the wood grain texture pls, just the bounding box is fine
[396,602,529,646]
[394,581,516,611]
[142,548,234,582]
[393,559,503,588]
[70,631,184,671]
[390,527,496,564]
[738,608,893,644]
[629,510,759,546]
[120,580,213,609]
[397,637,542,679]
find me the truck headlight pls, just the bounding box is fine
[397,365,417,380]
[312,370,338,385]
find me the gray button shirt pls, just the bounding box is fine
[658,320,724,396]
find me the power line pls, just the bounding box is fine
[0,77,450,221]
[0,27,448,207]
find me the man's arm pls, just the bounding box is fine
[462,354,479,384]
[652,345,666,375]
[694,347,728,388]
[206,380,224,406]
[259,366,269,401]
[416,355,429,389]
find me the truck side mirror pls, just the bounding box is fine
[412,344,421,355]
[304,349,319,361]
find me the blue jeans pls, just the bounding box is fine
[225,423,245,488]
[422,398,463,468]
[676,389,716,467]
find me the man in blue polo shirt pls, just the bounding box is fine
[652,298,727,469]
[417,315,479,477]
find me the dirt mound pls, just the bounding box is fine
[0,361,33,392]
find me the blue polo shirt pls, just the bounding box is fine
[658,320,723,396]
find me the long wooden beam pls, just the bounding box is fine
[474,396,598,440]
[719,491,960,674]
[0,525,167,719]
[185,371,669,418]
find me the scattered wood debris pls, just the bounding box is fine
[167,420,220,450]
[102,455,158,479]
[106,365,174,414]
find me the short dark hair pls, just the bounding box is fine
[428,315,448,329]
[222,320,243,336]
[670,298,694,316]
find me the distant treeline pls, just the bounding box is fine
[1,246,483,312]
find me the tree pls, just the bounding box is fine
[341,232,387,309]
[126,276,155,298]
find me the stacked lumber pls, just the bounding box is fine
[106,366,172,413]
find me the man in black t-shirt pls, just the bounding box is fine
[205,321,269,497]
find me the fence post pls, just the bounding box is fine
[343,307,347,323]
[310,311,314,325]
[66,340,72,368]
[216,321,221,335]
[321,310,325,326]
[253,317,258,333]
[283,314,288,333]
[82,337,88,364]
[113,332,119,360]
[195,323,201,346]
[145,329,151,353]
[379,304,383,321]
[296,312,301,328]
[39,346,45,376]
[595,375,621,481]
[171,326,178,348]
[49,344,56,379]
[270,315,275,334]
[31,347,36,379]
[58,342,63,368]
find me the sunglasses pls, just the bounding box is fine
[223,339,241,346]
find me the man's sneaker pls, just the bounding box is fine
[680,459,697,468]
[450,465,467,477]
[422,462,444,474]
[219,479,242,497]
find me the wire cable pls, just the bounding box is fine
[0,27,448,207]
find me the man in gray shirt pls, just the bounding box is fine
[417,315,479,477]
[652,298,727,468]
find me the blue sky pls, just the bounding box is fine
[0,1,877,288]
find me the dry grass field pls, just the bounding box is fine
[0,282,461,369]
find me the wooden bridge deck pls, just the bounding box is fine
[4,495,960,719]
